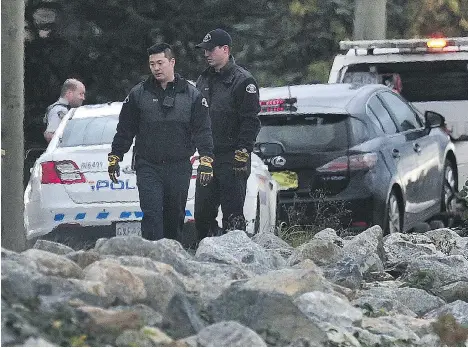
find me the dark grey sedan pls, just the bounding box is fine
[255,83,458,234]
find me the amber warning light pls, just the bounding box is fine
[427,38,447,49]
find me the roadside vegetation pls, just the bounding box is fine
[276,189,352,247]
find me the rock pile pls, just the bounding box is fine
[2,226,468,346]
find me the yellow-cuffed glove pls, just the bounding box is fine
[108,154,121,184]
[233,148,249,176]
[197,156,214,186]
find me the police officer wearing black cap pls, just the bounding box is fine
[195,29,261,240]
[108,43,214,242]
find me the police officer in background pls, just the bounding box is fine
[108,43,214,241]
[195,29,261,240]
[44,78,86,142]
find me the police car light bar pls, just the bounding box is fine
[339,37,468,51]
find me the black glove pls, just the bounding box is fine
[108,154,121,184]
[197,156,214,186]
[233,148,249,176]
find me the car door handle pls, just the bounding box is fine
[392,149,400,158]
[413,143,421,153]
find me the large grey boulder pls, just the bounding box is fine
[195,321,267,347]
[94,237,194,276]
[65,250,101,269]
[356,286,445,316]
[113,254,252,307]
[252,231,294,259]
[115,327,174,347]
[323,257,363,290]
[209,285,328,346]
[122,266,204,338]
[111,304,163,328]
[76,305,143,335]
[83,259,146,304]
[313,228,344,247]
[297,294,360,324]
[195,230,285,274]
[423,300,468,325]
[357,315,437,346]
[424,229,468,258]
[383,233,440,273]
[32,240,75,255]
[2,259,80,304]
[287,238,343,267]
[94,236,156,257]
[352,296,417,317]
[227,266,342,299]
[21,249,84,279]
[340,225,385,277]
[400,254,468,302]
[295,291,362,346]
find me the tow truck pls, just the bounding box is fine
[329,36,468,139]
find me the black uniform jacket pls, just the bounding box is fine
[111,74,213,164]
[196,56,260,155]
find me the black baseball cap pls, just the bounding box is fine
[196,29,232,50]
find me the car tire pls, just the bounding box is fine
[441,159,457,215]
[385,189,402,235]
[429,219,445,230]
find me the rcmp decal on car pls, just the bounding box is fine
[89,179,136,191]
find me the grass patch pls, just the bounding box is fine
[276,189,352,247]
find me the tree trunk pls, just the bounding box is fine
[1,0,26,251]
[354,0,387,40]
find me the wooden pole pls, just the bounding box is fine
[2,0,27,251]
[354,0,387,40]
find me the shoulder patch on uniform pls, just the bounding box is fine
[123,95,130,103]
[246,83,257,93]
[201,97,209,108]
[57,111,66,119]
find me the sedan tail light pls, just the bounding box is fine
[317,153,378,173]
[41,160,86,184]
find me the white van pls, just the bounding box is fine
[329,37,468,139]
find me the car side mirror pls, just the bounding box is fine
[253,142,285,157]
[424,110,445,129]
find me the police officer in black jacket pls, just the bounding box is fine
[108,43,214,241]
[195,29,261,240]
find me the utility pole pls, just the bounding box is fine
[354,0,387,40]
[2,0,27,251]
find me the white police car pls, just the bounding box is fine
[24,102,278,247]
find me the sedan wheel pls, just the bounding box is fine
[386,190,401,234]
[442,161,457,214]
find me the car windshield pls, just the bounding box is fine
[343,60,468,102]
[257,114,349,152]
[59,115,118,147]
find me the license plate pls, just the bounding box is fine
[272,171,298,190]
[115,221,141,236]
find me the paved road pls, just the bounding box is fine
[455,141,468,188]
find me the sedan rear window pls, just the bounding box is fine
[257,114,349,152]
[59,115,118,147]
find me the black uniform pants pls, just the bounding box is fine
[194,156,250,241]
[135,156,191,241]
